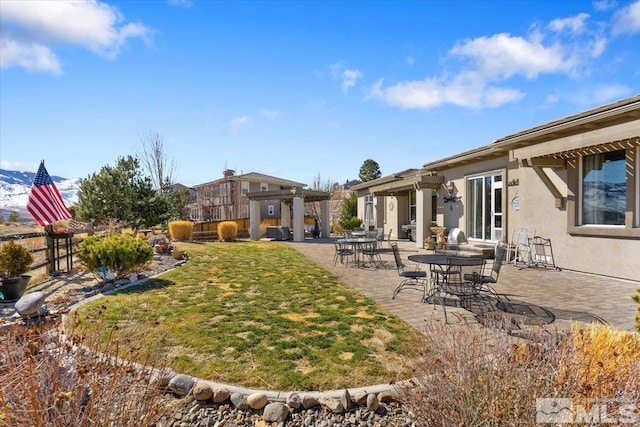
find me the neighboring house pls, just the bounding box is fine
[192,170,306,222]
[353,94,640,281]
[171,183,197,220]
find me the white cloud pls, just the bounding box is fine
[368,14,624,111]
[342,69,362,93]
[0,38,61,74]
[593,0,616,12]
[0,160,39,172]
[261,109,281,120]
[368,74,524,110]
[549,13,590,34]
[0,0,152,73]
[449,33,573,80]
[612,0,640,34]
[227,116,253,134]
[328,62,362,93]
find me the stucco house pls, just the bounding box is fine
[352,94,640,281]
[192,170,306,222]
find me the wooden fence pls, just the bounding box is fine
[192,218,316,241]
[0,231,87,281]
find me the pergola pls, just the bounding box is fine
[245,188,331,242]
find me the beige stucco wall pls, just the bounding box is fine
[517,165,640,280]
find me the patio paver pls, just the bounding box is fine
[289,238,639,333]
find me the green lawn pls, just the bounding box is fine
[74,241,420,391]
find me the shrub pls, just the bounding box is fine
[217,221,237,241]
[339,216,363,231]
[78,235,153,279]
[0,240,34,278]
[398,318,640,425]
[0,311,176,426]
[168,220,193,241]
[332,222,343,235]
[569,322,640,398]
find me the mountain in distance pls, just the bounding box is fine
[0,168,80,220]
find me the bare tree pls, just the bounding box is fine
[138,131,177,192]
[305,173,343,228]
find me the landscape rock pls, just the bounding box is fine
[286,392,301,410]
[263,402,290,422]
[301,394,320,409]
[319,397,344,413]
[354,392,368,405]
[192,381,212,401]
[14,291,46,316]
[366,393,379,411]
[247,392,268,409]
[230,392,249,410]
[168,374,195,397]
[151,368,177,389]
[377,390,399,403]
[340,389,351,411]
[211,385,230,403]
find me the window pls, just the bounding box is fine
[267,205,275,216]
[364,195,374,227]
[261,183,269,192]
[241,181,250,195]
[581,150,626,226]
[409,191,416,222]
[467,173,503,241]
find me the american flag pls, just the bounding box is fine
[26,161,73,226]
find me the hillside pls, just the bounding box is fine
[0,168,80,221]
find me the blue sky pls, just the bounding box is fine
[1,0,639,188]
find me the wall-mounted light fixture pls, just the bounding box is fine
[443,180,462,205]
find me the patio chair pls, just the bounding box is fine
[513,228,536,267]
[360,240,382,268]
[433,256,485,323]
[464,243,506,298]
[333,241,355,267]
[391,243,428,301]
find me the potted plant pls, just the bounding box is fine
[0,240,35,301]
[171,246,185,260]
[149,234,171,254]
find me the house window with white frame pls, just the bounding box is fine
[261,183,269,192]
[581,149,626,226]
[241,181,250,195]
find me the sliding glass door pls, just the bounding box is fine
[467,173,503,242]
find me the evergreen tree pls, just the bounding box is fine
[76,156,175,229]
[358,159,382,182]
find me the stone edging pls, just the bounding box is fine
[63,269,404,416]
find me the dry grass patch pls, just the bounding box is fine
[73,241,420,391]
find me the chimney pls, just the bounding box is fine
[223,169,235,177]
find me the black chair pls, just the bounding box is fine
[333,241,355,267]
[391,243,428,301]
[436,256,485,322]
[464,243,506,298]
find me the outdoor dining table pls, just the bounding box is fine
[337,237,378,267]
[408,254,486,297]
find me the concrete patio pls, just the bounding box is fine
[289,238,639,333]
